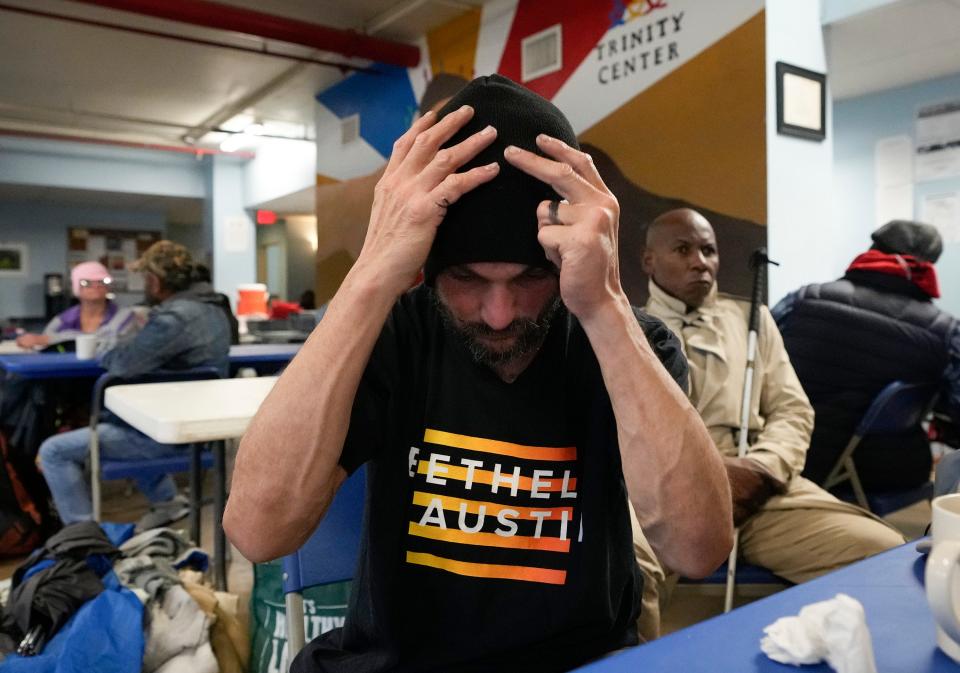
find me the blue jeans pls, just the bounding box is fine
[39,423,183,524]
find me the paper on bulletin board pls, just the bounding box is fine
[225,215,251,253]
[921,192,960,244]
[916,100,960,181]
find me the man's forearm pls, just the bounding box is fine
[579,296,733,578]
[225,262,400,562]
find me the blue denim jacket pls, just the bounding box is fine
[100,290,231,379]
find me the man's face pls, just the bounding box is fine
[143,272,163,305]
[435,262,561,367]
[76,277,110,302]
[642,215,719,309]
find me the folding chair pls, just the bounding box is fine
[282,466,366,658]
[89,366,222,544]
[823,380,940,515]
[680,561,790,612]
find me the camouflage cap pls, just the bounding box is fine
[129,240,193,281]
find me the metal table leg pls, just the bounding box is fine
[214,439,227,591]
[189,442,203,545]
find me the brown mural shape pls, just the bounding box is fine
[585,141,765,306]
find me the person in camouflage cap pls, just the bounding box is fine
[39,239,231,531]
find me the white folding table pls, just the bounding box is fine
[105,376,278,589]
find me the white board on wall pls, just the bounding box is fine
[874,135,914,225]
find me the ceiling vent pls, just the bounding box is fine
[522,24,562,83]
[341,114,360,145]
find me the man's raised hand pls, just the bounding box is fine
[358,105,499,294]
[503,135,624,321]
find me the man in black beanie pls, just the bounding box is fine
[774,220,960,492]
[226,74,733,672]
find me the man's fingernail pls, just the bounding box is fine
[460,105,473,114]
[485,162,499,171]
[504,145,520,155]
[481,125,495,136]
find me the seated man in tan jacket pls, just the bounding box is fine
[634,208,905,639]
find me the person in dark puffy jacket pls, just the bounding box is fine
[773,220,960,491]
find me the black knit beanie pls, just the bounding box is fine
[870,219,943,263]
[423,74,579,283]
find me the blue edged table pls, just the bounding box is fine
[0,344,301,379]
[575,541,953,672]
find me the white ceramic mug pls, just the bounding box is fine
[75,334,98,360]
[925,493,960,662]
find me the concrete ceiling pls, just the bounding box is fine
[0,0,482,217]
[827,0,960,100]
[0,0,476,149]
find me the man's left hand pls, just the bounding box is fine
[723,456,787,526]
[504,136,623,321]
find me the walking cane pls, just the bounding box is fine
[724,247,778,613]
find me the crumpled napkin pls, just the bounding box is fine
[760,593,877,673]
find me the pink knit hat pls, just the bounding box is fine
[71,261,111,295]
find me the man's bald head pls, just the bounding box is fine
[646,208,713,248]
[642,208,719,310]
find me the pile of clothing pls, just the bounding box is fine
[0,522,247,672]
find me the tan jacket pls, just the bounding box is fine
[645,281,814,486]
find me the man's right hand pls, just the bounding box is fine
[356,104,500,295]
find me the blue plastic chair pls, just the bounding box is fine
[282,465,366,658]
[823,380,940,515]
[88,366,222,545]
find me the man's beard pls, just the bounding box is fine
[432,290,562,368]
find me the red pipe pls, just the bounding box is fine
[66,0,420,67]
[0,3,377,74]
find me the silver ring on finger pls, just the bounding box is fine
[548,199,561,225]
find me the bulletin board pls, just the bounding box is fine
[67,228,161,293]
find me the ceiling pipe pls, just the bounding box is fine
[65,0,420,67]
[0,127,255,159]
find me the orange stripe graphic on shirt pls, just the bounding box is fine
[424,428,576,462]
[408,522,571,553]
[406,551,567,585]
[416,461,577,493]
[411,491,573,520]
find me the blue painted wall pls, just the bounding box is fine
[0,202,165,318]
[834,72,960,316]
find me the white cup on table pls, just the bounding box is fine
[926,493,960,662]
[75,334,98,360]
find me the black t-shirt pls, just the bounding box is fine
[293,285,687,673]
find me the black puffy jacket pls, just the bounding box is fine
[773,270,960,490]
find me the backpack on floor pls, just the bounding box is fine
[0,430,43,557]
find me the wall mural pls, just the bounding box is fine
[313,0,766,306]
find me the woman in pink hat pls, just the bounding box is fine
[16,261,142,353]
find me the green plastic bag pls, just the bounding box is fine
[250,560,352,673]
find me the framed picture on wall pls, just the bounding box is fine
[0,242,28,277]
[776,61,827,141]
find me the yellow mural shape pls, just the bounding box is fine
[579,11,767,225]
[427,8,481,80]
